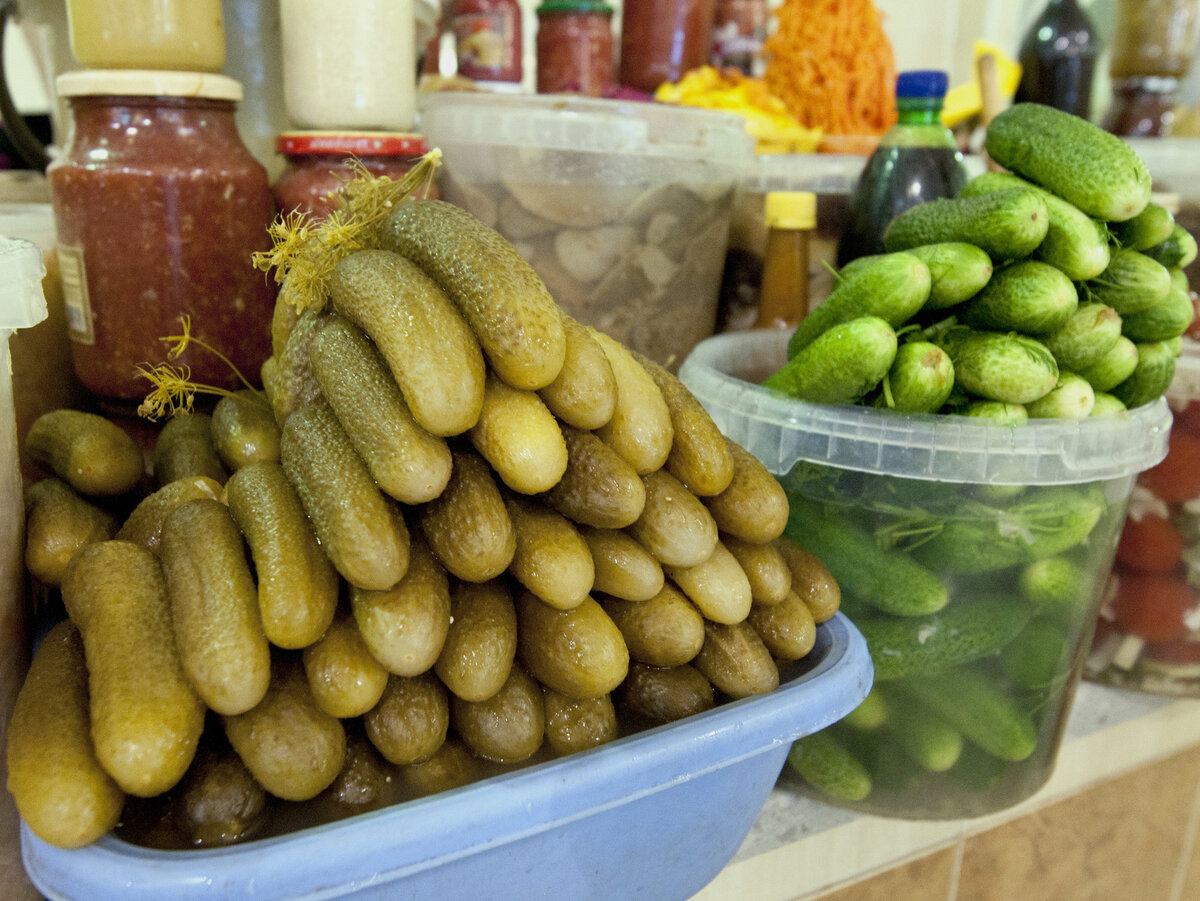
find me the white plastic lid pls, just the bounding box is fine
[740,153,866,195]
[678,330,1172,486]
[56,69,243,102]
[0,236,47,330]
[418,93,753,163]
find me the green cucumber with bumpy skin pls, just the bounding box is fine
[904,669,1038,762]
[1019,556,1093,620]
[1078,335,1139,392]
[786,498,949,617]
[883,188,1049,261]
[1025,372,1095,420]
[766,316,897,404]
[962,401,1028,425]
[786,253,930,355]
[1002,617,1070,689]
[958,171,1111,280]
[1120,282,1195,342]
[1086,248,1172,315]
[984,102,1152,222]
[1112,340,1177,409]
[787,730,871,802]
[855,596,1031,681]
[940,329,1059,405]
[888,702,963,772]
[1111,201,1175,251]
[961,260,1079,335]
[1143,224,1198,269]
[905,242,994,310]
[1089,392,1128,417]
[873,341,955,413]
[1042,302,1123,373]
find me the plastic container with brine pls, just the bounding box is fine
[679,329,1171,819]
[22,616,871,900]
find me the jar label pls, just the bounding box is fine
[454,11,520,81]
[57,243,94,345]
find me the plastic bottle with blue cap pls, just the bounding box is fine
[836,70,968,267]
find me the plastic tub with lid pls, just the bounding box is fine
[1086,338,1200,695]
[678,329,1171,819]
[419,92,753,369]
[21,614,871,900]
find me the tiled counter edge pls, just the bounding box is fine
[692,682,1200,901]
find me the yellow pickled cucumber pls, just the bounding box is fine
[329,248,485,437]
[61,541,206,796]
[301,607,390,718]
[116,475,224,554]
[363,672,449,766]
[590,330,674,475]
[417,451,515,583]
[450,664,545,764]
[153,412,228,488]
[542,690,618,757]
[467,372,567,495]
[381,199,567,391]
[538,315,618,430]
[210,390,281,473]
[626,469,719,568]
[663,541,754,625]
[579,525,665,602]
[516,591,629,700]
[23,477,117,587]
[310,315,452,504]
[601,583,705,668]
[270,309,331,427]
[724,535,792,606]
[504,492,595,611]
[281,404,409,591]
[703,438,789,544]
[544,426,646,529]
[25,409,144,496]
[434,579,518,702]
[224,461,339,649]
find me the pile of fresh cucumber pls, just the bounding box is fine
[764,103,1197,421]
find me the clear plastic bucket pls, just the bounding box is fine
[679,329,1172,819]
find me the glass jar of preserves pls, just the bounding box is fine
[273,131,434,220]
[618,0,716,94]
[65,0,225,72]
[1109,0,1199,80]
[711,0,768,76]
[47,70,277,403]
[280,0,417,130]
[452,0,523,90]
[536,1,614,96]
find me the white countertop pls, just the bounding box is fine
[693,681,1200,901]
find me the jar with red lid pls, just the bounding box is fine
[535,1,614,96]
[47,70,276,403]
[452,0,523,90]
[618,0,716,95]
[274,131,435,220]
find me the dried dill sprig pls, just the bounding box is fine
[251,149,443,314]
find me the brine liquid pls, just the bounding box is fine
[836,146,967,267]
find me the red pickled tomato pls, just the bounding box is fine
[1115,513,1186,573]
[1185,295,1200,339]
[1111,573,1198,642]
[1140,429,1200,503]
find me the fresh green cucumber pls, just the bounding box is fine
[1168,335,1185,356]
[1112,340,1177,409]
[787,730,872,802]
[1143,223,1198,269]
[887,701,963,773]
[940,329,1059,405]
[1018,556,1093,620]
[874,341,955,413]
[841,686,889,730]
[961,260,1078,335]
[855,596,1031,681]
[1120,282,1195,342]
[786,498,949,616]
[1025,371,1095,420]
[962,401,1028,425]
[1089,392,1128,416]
[1086,248,1172,315]
[766,316,897,403]
[905,669,1038,762]
[984,102,1152,222]
[1078,335,1139,392]
[958,171,1111,280]
[1111,201,1175,251]
[1002,617,1070,689]
[883,188,1049,261]
[1041,302,1123,372]
[905,242,994,310]
[787,253,930,355]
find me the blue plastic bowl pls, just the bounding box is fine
[22,614,871,901]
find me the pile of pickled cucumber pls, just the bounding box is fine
[9,181,842,851]
[765,103,1198,421]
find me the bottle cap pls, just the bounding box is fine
[536,0,613,14]
[765,192,816,229]
[57,69,243,101]
[277,132,430,156]
[896,70,950,100]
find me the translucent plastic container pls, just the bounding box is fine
[418,92,753,368]
[1086,339,1200,695]
[0,237,49,900]
[22,615,871,901]
[679,330,1171,819]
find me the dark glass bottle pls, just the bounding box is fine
[1014,0,1100,119]
[836,71,967,267]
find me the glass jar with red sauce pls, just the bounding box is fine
[451,0,523,90]
[618,0,716,95]
[47,70,276,403]
[274,131,434,220]
[535,1,614,96]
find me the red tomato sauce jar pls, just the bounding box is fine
[1087,337,1200,695]
[273,131,434,220]
[535,0,614,96]
[47,70,277,403]
[617,0,715,94]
